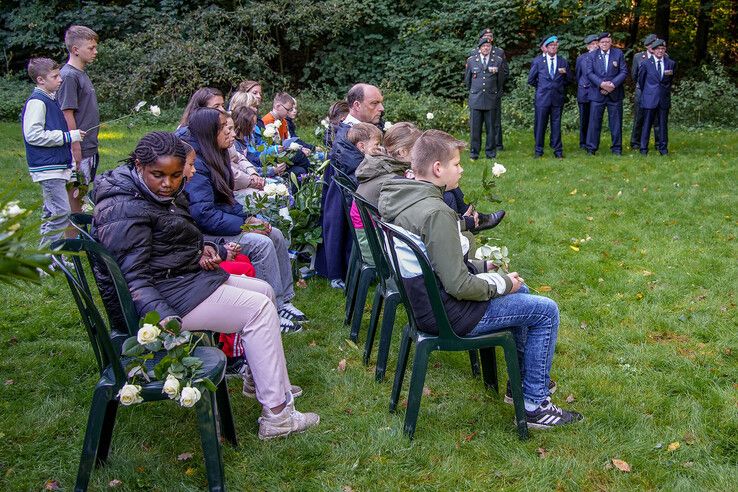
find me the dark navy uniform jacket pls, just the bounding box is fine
[585,47,628,102]
[575,53,593,103]
[638,57,676,109]
[527,54,572,107]
[465,52,504,110]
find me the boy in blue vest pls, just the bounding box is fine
[22,58,85,248]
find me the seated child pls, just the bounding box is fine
[262,92,310,177]
[378,129,582,429]
[232,106,286,178]
[22,58,85,249]
[324,100,350,148]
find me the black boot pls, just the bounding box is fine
[470,210,505,232]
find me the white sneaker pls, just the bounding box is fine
[258,393,319,440]
[279,302,308,322]
[280,317,303,334]
[242,365,303,398]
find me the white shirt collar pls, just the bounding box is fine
[343,114,361,126]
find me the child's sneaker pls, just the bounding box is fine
[241,365,303,398]
[257,394,319,440]
[523,399,583,429]
[504,379,557,405]
[279,302,308,322]
[330,279,345,290]
[280,317,303,334]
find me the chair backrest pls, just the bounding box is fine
[51,238,128,384]
[376,219,463,341]
[332,178,364,258]
[330,162,357,192]
[353,194,392,285]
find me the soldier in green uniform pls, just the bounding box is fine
[477,28,508,150]
[465,38,504,159]
[630,34,658,150]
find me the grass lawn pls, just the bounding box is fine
[0,120,736,491]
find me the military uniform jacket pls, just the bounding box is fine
[469,46,509,94]
[575,52,594,103]
[465,52,504,110]
[631,50,651,91]
[528,54,572,107]
[585,47,628,103]
[638,57,676,109]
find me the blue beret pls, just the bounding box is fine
[541,35,558,47]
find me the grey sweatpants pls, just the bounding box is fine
[39,178,71,248]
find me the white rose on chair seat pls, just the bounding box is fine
[137,323,160,345]
[180,386,202,408]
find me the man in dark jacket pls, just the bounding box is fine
[474,28,509,151]
[527,35,572,158]
[378,130,582,429]
[585,32,629,155]
[630,34,659,150]
[575,34,599,149]
[465,38,504,159]
[638,39,675,155]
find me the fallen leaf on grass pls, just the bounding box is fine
[345,339,359,351]
[655,442,663,449]
[343,486,354,492]
[538,285,552,292]
[537,447,548,458]
[569,189,577,195]
[338,359,347,372]
[344,407,353,415]
[579,322,588,330]
[570,245,580,252]
[422,386,432,396]
[296,279,307,288]
[309,340,317,347]
[586,216,594,221]
[641,270,653,276]
[635,292,644,300]
[44,480,61,490]
[684,432,697,445]
[464,431,478,442]
[668,441,681,452]
[4,379,13,385]
[611,458,631,472]
[566,394,575,403]
[7,336,18,346]
[108,479,123,488]
[177,452,193,461]
[185,467,196,476]
[135,466,145,473]
[682,461,694,468]
[617,190,622,197]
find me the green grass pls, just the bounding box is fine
[0,121,736,491]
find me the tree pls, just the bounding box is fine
[655,0,671,44]
[694,0,714,65]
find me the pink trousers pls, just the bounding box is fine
[182,275,291,408]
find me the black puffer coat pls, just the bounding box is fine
[92,165,228,321]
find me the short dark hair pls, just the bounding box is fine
[347,84,366,107]
[232,105,258,139]
[27,58,59,82]
[273,92,293,108]
[180,87,224,126]
[411,130,466,176]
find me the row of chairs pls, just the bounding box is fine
[330,167,529,440]
[52,215,235,491]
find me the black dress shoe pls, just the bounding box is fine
[486,153,497,159]
[612,151,622,156]
[470,155,479,161]
[496,145,504,151]
[534,153,543,159]
[554,153,564,159]
[586,150,596,155]
[640,150,648,155]
[470,210,505,232]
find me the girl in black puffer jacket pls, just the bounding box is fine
[93,132,319,440]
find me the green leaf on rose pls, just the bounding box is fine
[143,311,161,325]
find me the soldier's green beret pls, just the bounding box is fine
[584,34,599,44]
[643,34,658,46]
[650,38,665,49]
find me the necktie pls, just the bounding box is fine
[603,52,609,71]
[549,57,555,78]
[657,59,663,80]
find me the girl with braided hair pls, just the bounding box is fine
[92,131,320,440]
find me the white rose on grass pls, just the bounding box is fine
[275,184,289,196]
[383,121,393,131]
[426,112,434,120]
[149,105,161,117]
[289,142,301,151]
[262,124,277,139]
[162,374,180,399]
[1,201,25,218]
[118,384,143,406]
[179,385,201,408]
[263,183,278,196]
[136,323,160,345]
[491,163,507,177]
[134,100,147,112]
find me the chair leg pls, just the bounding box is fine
[344,247,359,322]
[75,385,113,492]
[363,287,384,365]
[389,324,411,413]
[502,338,529,440]
[404,341,432,439]
[215,378,238,447]
[469,350,481,377]
[349,267,374,342]
[195,390,226,492]
[479,347,499,393]
[95,399,119,466]
[375,293,401,382]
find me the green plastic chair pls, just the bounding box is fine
[351,194,404,381]
[51,239,237,491]
[333,176,377,342]
[376,220,529,440]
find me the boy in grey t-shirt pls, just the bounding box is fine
[57,25,99,212]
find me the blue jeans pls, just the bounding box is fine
[467,285,559,405]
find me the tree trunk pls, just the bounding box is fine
[628,0,642,49]
[723,0,738,66]
[655,0,671,44]
[693,0,713,65]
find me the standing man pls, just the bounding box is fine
[477,29,508,151]
[638,39,675,155]
[585,32,628,155]
[575,34,599,150]
[465,38,504,160]
[57,25,99,212]
[630,34,658,150]
[527,35,571,158]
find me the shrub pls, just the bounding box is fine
[0,75,32,121]
[671,61,738,128]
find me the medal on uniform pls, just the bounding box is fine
[558,67,566,74]
[613,61,618,67]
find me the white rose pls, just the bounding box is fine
[273,119,282,128]
[275,184,289,196]
[179,385,201,408]
[289,142,301,151]
[263,183,278,195]
[321,118,330,128]
[475,244,494,261]
[383,121,393,131]
[491,163,507,177]
[2,201,25,218]
[426,112,434,120]
[118,384,143,406]
[136,323,160,345]
[262,124,276,139]
[149,105,161,117]
[162,374,180,399]
[134,100,147,112]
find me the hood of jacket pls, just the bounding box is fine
[378,177,445,222]
[332,134,365,173]
[355,154,409,183]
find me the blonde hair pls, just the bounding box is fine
[384,122,421,161]
[347,122,382,146]
[64,25,98,51]
[229,91,257,112]
[411,130,466,176]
